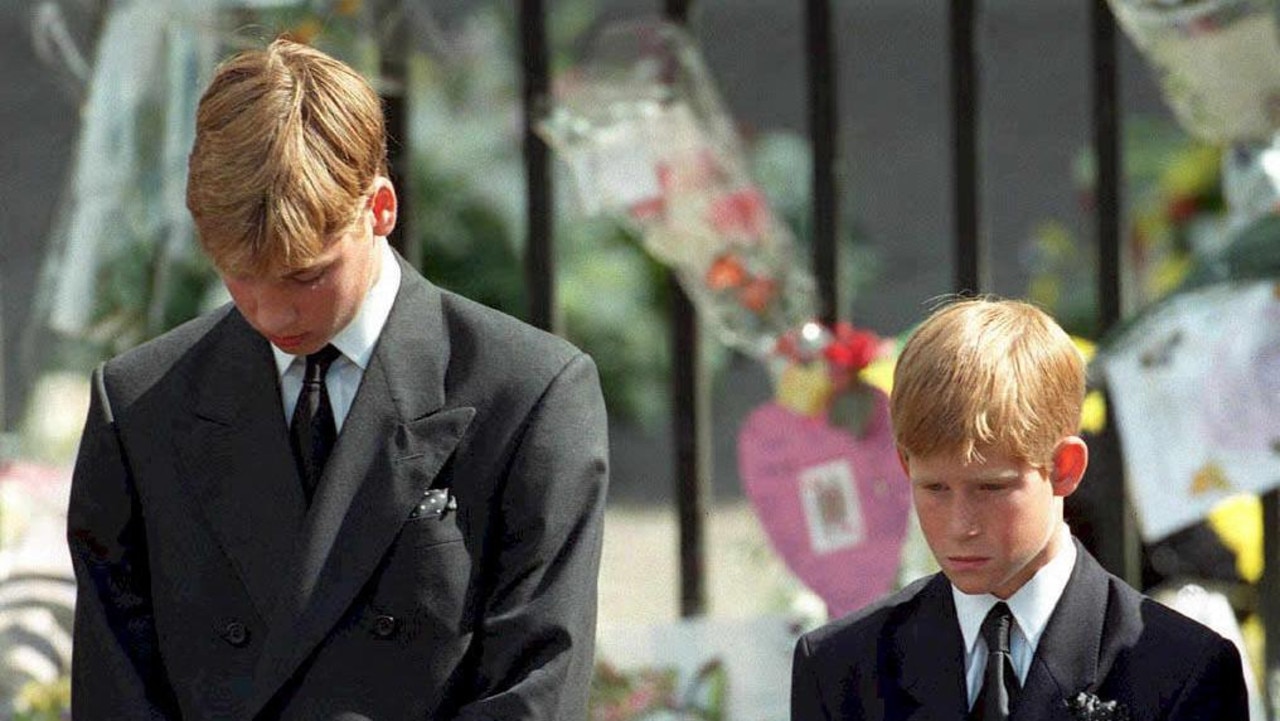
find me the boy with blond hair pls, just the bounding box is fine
[791,298,1246,720]
[68,38,608,720]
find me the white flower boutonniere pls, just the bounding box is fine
[1065,691,1131,721]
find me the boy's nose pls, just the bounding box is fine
[250,290,298,335]
[949,500,981,537]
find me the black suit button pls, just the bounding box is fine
[222,621,250,647]
[372,615,398,638]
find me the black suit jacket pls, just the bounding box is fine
[67,254,610,720]
[791,540,1247,720]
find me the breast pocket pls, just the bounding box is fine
[399,488,464,549]
[368,493,472,639]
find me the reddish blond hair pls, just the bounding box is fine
[890,297,1086,466]
[186,38,387,275]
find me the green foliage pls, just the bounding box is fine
[12,676,70,721]
[558,218,672,425]
[1027,116,1224,338]
[87,241,218,356]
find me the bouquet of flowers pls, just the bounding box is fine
[1107,0,1280,143]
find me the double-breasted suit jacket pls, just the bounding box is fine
[67,254,610,720]
[791,540,1247,721]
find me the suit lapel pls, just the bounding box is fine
[1017,540,1109,720]
[894,574,970,721]
[247,259,475,718]
[176,310,307,619]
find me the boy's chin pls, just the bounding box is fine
[944,571,1019,599]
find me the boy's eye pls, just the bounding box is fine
[291,268,326,284]
[979,483,1009,492]
[920,483,948,493]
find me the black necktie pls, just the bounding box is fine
[971,602,1020,721]
[289,344,342,503]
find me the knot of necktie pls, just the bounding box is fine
[302,344,343,385]
[291,344,343,504]
[971,602,1020,721]
[981,602,1013,656]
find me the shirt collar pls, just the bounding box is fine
[951,524,1077,656]
[271,239,401,376]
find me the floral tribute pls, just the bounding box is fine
[1107,0,1280,144]
[538,20,815,360]
[540,19,911,621]
[537,19,890,424]
[589,659,726,721]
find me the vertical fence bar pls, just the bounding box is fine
[950,0,982,293]
[381,51,411,261]
[1090,0,1141,588]
[520,0,555,332]
[1262,491,1280,716]
[664,0,709,618]
[806,0,839,326]
[0,275,5,435]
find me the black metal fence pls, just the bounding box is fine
[385,0,1278,710]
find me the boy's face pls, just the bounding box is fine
[904,440,1085,599]
[220,179,396,357]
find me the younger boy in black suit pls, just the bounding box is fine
[791,298,1247,720]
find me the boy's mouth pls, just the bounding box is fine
[269,333,309,350]
[946,556,990,571]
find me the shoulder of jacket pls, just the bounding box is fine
[437,288,586,377]
[800,573,940,655]
[99,304,233,405]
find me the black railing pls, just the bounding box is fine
[807,0,840,326]
[950,0,982,295]
[1088,0,1143,590]
[520,0,556,334]
[664,0,711,619]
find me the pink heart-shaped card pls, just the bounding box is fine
[737,388,911,617]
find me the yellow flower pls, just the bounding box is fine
[1208,494,1262,583]
[1159,144,1221,199]
[15,676,70,716]
[1147,255,1193,300]
[776,362,834,418]
[859,356,895,396]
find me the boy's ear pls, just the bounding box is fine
[1049,436,1088,498]
[369,177,397,237]
[896,448,911,477]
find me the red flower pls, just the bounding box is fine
[709,187,768,238]
[824,322,879,372]
[737,276,777,313]
[705,253,748,290]
[629,196,666,222]
[775,332,800,361]
[1166,196,1199,224]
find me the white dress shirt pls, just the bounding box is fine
[272,240,401,432]
[952,523,1077,709]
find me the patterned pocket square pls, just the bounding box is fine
[409,488,456,520]
[1065,691,1129,721]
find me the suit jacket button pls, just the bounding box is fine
[222,621,250,647]
[372,615,398,638]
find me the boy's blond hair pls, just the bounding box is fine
[186,38,387,275]
[890,297,1085,466]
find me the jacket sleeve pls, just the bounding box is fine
[452,352,610,721]
[66,364,180,719]
[791,634,833,721]
[1166,634,1249,720]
